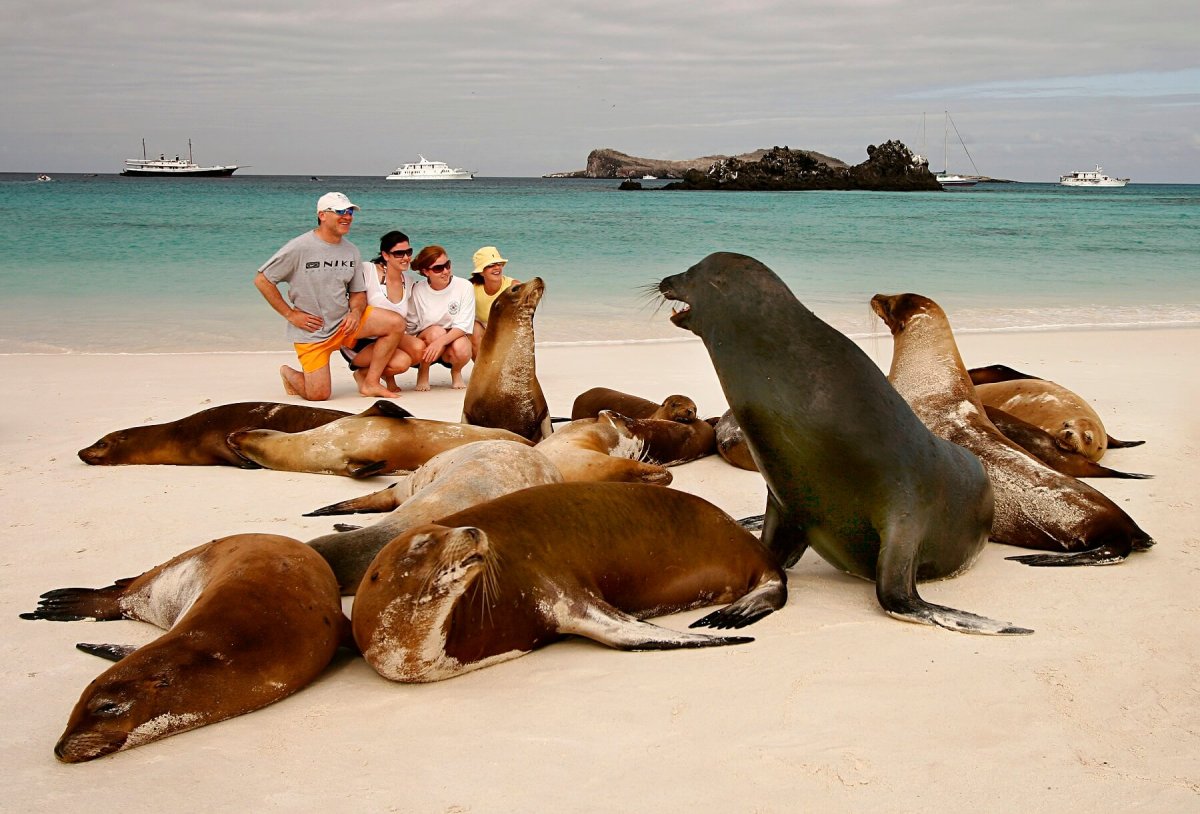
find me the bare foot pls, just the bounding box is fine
[359,382,400,398]
[352,368,370,391]
[451,374,467,390]
[384,376,400,392]
[415,368,431,392]
[279,365,301,396]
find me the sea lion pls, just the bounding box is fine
[660,252,1026,634]
[974,379,1110,462]
[352,481,788,682]
[20,534,347,762]
[227,400,531,477]
[570,387,699,423]
[985,406,1150,479]
[78,402,349,468]
[534,413,672,484]
[870,292,1153,566]
[304,440,564,593]
[461,278,553,443]
[712,408,758,471]
[619,414,716,465]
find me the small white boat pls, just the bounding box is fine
[121,139,239,177]
[35,174,52,182]
[1059,166,1129,187]
[641,174,658,180]
[385,156,474,181]
[935,173,978,187]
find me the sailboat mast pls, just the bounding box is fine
[142,138,147,160]
[943,111,949,174]
[188,139,193,163]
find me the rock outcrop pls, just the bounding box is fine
[661,142,940,192]
[546,147,847,180]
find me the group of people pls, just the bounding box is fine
[254,192,520,401]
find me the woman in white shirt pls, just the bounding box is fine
[341,231,426,392]
[407,245,475,390]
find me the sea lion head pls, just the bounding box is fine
[869,293,940,334]
[1056,421,1097,458]
[55,652,206,763]
[657,395,698,423]
[357,525,495,682]
[658,252,785,339]
[78,430,129,465]
[489,277,545,323]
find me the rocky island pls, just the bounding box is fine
[548,142,945,192]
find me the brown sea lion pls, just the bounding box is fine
[226,400,531,477]
[570,387,699,423]
[871,292,1153,566]
[304,440,564,593]
[968,366,1145,457]
[352,481,788,682]
[985,406,1150,479]
[534,413,672,484]
[619,414,716,465]
[660,253,1026,634]
[77,402,349,468]
[20,534,347,762]
[712,408,758,471]
[461,278,553,442]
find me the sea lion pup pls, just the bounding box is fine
[570,387,699,423]
[870,293,1153,566]
[660,253,1026,635]
[352,482,787,682]
[78,402,349,467]
[968,367,1145,458]
[461,278,553,443]
[304,440,564,593]
[985,406,1150,479]
[618,414,716,465]
[20,534,346,763]
[227,400,531,478]
[712,408,758,471]
[534,412,672,484]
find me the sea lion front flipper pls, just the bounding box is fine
[359,400,414,419]
[76,642,137,662]
[875,527,1031,635]
[333,523,363,532]
[736,514,765,531]
[760,492,809,568]
[347,460,390,479]
[1105,434,1145,449]
[557,601,753,650]
[689,578,787,630]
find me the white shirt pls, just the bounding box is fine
[406,276,475,335]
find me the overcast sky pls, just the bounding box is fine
[3,0,1197,181]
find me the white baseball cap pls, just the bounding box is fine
[316,192,360,213]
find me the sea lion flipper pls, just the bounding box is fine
[1006,543,1141,567]
[1105,435,1145,449]
[688,579,787,630]
[333,523,363,532]
[736,514,765,532]
[759,494,808,568]
[19,581,135,622]
[76,642,137,662]
[347,460,390,479]
[967,364,1042,385]
[359,401,414,419]
[304,481,405,516]
[558,602,753,649]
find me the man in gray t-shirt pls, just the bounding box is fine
[253,192,407,401]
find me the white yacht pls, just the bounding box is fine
[385,156,474,180]
[121,139,238,177]
[1059,167,1129,187]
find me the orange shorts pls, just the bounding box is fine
[293,307,374,373]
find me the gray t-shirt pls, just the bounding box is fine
[258,231,365,342]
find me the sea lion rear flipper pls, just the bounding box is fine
[736,514,765,531]
[304,481,405,516]
[558,602,753,649]
[359,400,414,419]
[689,578,787,630]
[1105,434,1145,449]
[333,523,363,532]
[19,579,137,622]
[1006,543,1141,567]
[967,364,1042,385]
[76,642,137,662]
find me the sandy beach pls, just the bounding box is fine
[2,327,1198,812]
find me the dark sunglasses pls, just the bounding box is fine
[324,207,356,216]
[427,261,452,272]
[387,247,414,257]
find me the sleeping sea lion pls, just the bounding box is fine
[534,413,672,484]
[352,482,788,682]
[570,387,699,423]
[21,534,347,762]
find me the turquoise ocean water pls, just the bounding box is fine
[1,173,1197,354]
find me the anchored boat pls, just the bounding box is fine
[385,156,474,180]
[121,139,239,177]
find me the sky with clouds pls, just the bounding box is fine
[3,0,1197,181]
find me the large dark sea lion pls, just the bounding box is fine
[535,413,672,484]
[870,293,1153,566]
[570,388,699,423]
[227,400,531,477]
[305,440,564,593]
[461,278,553,442]
[78,402,349,467]
[21,534,347,762]
[352,482,787,682]
[659,252,1026,634]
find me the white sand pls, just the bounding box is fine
[2,328,1198,812]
